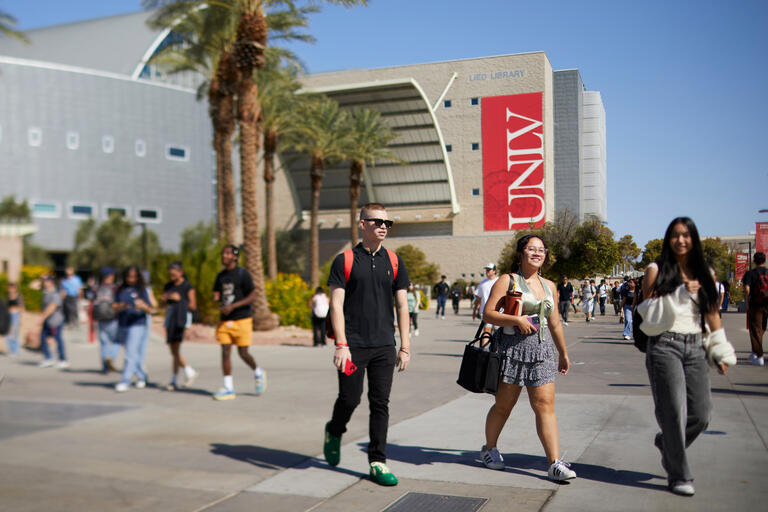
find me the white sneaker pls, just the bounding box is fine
[563,322,568,326]
[184,368,198,387]
[135,380,146,389]
[749,353,765,366]
[414,329,419,336]
[39,359,55,368]
[548,459,576,481]
[115,382,129,393]
[56,361,70,369]
[441,316,445,320]
[480,445,505,470]
[670,481,695,496]
[623,335,631,340]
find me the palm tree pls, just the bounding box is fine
[257,61,301,279]
[287,97,350,287]
[0,10,29,43]
[343,108,400,246]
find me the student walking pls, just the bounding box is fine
[475,264,499,331]
[620,279,636,340]
[598,279,608,315]
[556,276,573,325]
[641,217,735,496]
[162,261,198,390]
[39,275,67,368]
[581,280,595,322]
[434,275,449,319]
[407,283,420,336]
[323,203,410,486]
[60,266,82,328]
[743,252,768,366]
[310,287,330,346]
[93,267,119,374]
[480,235,575,482]
[4,283,24,356]
[212,245,266,400]
[114,266,152,392]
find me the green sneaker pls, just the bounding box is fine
[323,422,341,466]
[369,462,398,486]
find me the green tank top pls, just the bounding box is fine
[510,273,554,341]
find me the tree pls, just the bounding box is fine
[0,195,31,221]
[70,215,161,271]
[638,239,664,270]
[257,59,302,279]
[395,244,440,285]
[342,108,400,246]
[702,238,735,282]
[0,10,28,43]
[287,96,350,287]
[617,234,640,269]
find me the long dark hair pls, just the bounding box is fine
[511,234,549,273]
[653,217,716,327]
[118,265,146,293]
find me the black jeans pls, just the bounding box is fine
[558,300,570,322]
[312,314,327,346]
[599,296,607,315]
[328,345,397,463]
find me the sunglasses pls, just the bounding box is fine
[363,218,394,228]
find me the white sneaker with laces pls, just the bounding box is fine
[115,382,129,393]
[548,459,576,481]
[39,359,55,368]
[749,353,765,366]
[670,481,695,496]
[135,380,146,389]
[56,361,70,369]
[480,445,505,470]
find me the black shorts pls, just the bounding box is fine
[166,324,186,343]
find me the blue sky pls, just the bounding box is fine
[5,0,768,247]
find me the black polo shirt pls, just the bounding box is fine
[328,243,409,348]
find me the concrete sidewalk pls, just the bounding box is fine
[0,309,766,511]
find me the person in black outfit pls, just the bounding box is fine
[556,276,574,325]
[161,261,198,390]
[323,203,410,487]
[434,275,449,319]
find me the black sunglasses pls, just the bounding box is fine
[363,218,394,229]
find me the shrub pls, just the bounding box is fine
[265,273,313,329]
[0,265,50,312]
[418,288,429,310]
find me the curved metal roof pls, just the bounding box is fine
[0,11,159,77]
[286,78,459,214]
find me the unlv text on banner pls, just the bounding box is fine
[481,92,545,231]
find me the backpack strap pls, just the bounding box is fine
[343,249,354,284]
[386,249,399,280]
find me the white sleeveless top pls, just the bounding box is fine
[648,263,700,334]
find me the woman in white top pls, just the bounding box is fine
[310,287,330,347]
[642,217,730,497]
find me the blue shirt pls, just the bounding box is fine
[116,286,149,327]
[61,275,83,297]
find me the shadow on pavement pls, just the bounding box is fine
[209,443,369,479]
[609,383,649,388]
[373,443,666,490]
[418,353,463,358]
[711,387,768,398]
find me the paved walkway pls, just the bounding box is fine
[0,305,765,511]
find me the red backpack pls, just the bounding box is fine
[326,248,399,340]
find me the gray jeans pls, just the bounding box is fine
[645,331,711,484]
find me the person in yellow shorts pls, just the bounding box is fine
[212,244,266,400]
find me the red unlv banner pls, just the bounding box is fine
[757,222,768,254]
[735,252,749,283]
[482,92,545,231]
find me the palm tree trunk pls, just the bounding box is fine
[264,130,278,280]
[309,155,324,288]
[349,159,363,246]
[237,76,278,331]
[210,64,238,245]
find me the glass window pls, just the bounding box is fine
[471,97,479,106]
[445,144,452,152]
[472,188,480,196]
[32,202,60,218]
[66,131,79,150]
[471,142,480,151]
[28,127,42,147]
[136,207,161,223]
[71,205,92,216]
[166,145,189,161]
[443,100,452,108]
[135,139,146,157]
[103,205,130,219]
[102,135,114,154]
[68,203,96,219]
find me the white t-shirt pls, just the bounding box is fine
[598,284,608,298]
[716,282,725,296]
[311,293,330,318]
[475,277,499,315]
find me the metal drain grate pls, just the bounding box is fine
[383,492,487,512]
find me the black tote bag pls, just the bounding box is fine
[457,323,503,394]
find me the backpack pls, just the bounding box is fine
[0,299,10,335]
[754,269,768,305]
[326,248,399,340]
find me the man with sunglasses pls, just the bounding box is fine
[323,203,410,487]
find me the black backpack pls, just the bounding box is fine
[0,299,10,335]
